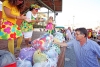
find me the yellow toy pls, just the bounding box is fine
[33,49,47,63]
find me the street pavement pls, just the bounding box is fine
[64,46,77,67]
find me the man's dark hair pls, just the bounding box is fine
[75,27,88,37]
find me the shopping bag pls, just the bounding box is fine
[19,47,36,62]
[33,58,57,67]
[0,50,16,67]
[17,58,32,67]
[44,47,58,58]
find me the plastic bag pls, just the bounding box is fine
[19,47,36,62]
[0,50,16,67]
[17,58,32,67]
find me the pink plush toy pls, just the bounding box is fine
[45,16,54,34]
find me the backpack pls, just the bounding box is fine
[0,50,16,67]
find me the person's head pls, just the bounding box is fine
[29,4,40,14]
[48,16,53,22]
[49,16,53,19]
[7,0,25,11]
[75,27,88,41]
[68,27,71,32]
[97,35,100,40]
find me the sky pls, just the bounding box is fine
[55,0,100,29]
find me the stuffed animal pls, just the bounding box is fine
[32,33,53,51]
[33,49,47,63]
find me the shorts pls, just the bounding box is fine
[23,31,33,38]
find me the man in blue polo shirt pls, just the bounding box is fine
[54,27,100,67]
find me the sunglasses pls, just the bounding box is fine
[35,9,39,10]
[34,9,39,12]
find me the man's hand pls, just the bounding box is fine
[53,40,67,47]
[60,42,67,47]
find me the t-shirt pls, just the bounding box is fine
[26,11,37,20]
[2,0,20,24]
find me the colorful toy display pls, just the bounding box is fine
[17,32,65,67]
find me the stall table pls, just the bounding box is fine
[57,47,66,67]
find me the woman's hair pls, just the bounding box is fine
[7,0,25,11]
[29,4,40,11]
[29,6,35,11]
[75,27,88,37]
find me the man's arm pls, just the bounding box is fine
[53,41,68,47]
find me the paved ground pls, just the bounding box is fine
[64,46,77,67]
[64,46,100,67]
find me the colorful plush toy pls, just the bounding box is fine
[32,33,53,51]
[33,49,47,63]
[19,47,36,62]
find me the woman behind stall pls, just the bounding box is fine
[20,4,41,47]
[0,0,27,54]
